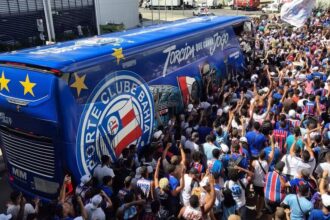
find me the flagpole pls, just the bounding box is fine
[158,0,161,23]
[165,0,167,21]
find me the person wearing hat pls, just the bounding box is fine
[75,174,93,202]
[238,137,251,161]
[263,161,287,220]
[84,194,106,220]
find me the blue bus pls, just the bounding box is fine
[0,16,253,200]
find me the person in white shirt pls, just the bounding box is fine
[224,169,250,220]
[75,174,93,202]
[315,152,330,183]
[184,132,200,153]
[6,191,38,220]
[84,195,106,220]
[252,134,275,219]
[180,168,200,206]
[93,155,115,185]
[282,134,316,179]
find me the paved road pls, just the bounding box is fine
[140,7,264,23]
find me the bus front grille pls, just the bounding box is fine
[0,128,55,179]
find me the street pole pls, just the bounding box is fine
[42,0,56,41]
[165,0,167,21]
[94,0,101,35]
[171,0,173,19]
[151,2,154,24]
[183,1,185,16]
[158,0,161,23]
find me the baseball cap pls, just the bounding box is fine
[187,104,194,112]
[80,174,92,186]
[223,106,231,113]
[220,143,229,153]
[288,109,296,118]
[159,177,169,190]
[259,87,269,94]
[251,74,258,82]
[0,214,12,220]
[239,137,248,143]
[322,194,330,207]
[91,195,102,209]
[217,108,223,116]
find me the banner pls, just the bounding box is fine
[280,0,316,28]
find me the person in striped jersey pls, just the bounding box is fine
[264,161,287,220]
[273,121,289,154]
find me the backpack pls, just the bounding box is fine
[318,147,330,163]
[226,155,243,176]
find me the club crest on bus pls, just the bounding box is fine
[76,71,154,175]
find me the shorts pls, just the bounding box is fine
[253,185,264,197]
[264,199,280,215]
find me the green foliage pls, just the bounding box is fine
[100,23,125,34]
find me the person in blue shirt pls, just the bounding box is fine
[285,169,317,198]
[275,114,290,132]
[208,148,223,175]
[213,125,229,147]
[285,127,304,154]
[263,144,281,171]
[101,175,114,198]
[281,184,313,220]
[222,143,248,178]
[246,122,267,158]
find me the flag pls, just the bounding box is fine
[280,0,316,28]
[98,99,142,159]
[177,76,196,105]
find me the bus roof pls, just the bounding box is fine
[0,16,248,71]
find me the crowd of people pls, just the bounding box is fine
[1,9,330,220]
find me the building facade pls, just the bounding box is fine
[95,0,139,30]
[0,0,139,52]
